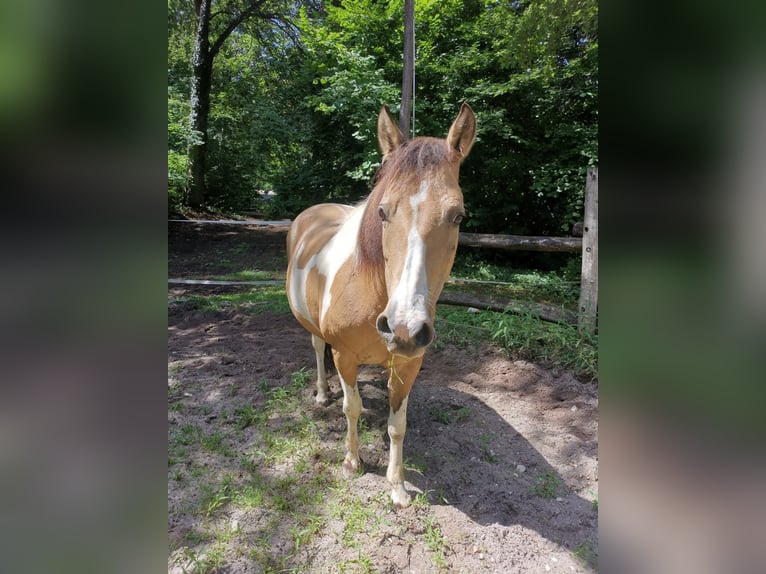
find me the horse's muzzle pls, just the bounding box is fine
[376,313,434,356]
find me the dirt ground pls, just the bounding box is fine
[168,221,598,573]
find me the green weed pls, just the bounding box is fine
[338,551,377,574]
[429,407,452,424]
[200,431,235,457]
[358,417,376,447]
[574,540,598,569]
[454,407,471,423]
[532,472,564,499]
[232,403,264,429]
[199,478,233,517]
[423,515,449,571]
[412,489,433,508]
[589,489,599,511]
[329,490,386,549]
[404,454,429,474]
[176,543,226,574]
[478,433,497,463]
[428,406,471,425]
[290,367,312,388]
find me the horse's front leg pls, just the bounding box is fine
[311,334,330,405]
[334,351,362,477]
[385,356,422,508]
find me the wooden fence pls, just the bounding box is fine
[169,168,598,333]
[447,167,598,334]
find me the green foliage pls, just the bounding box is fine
[168,0,598,232]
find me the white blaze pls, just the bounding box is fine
[387,181,430,336]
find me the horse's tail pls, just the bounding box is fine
[324,343,336,374]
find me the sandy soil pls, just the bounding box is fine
[168,221,598,573]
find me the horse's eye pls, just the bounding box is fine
[452,212,465,225]
[378,205,388,222]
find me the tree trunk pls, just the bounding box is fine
[188,0,213,208]
[399,0,414,137]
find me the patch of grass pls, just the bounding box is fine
[532,472,565,499]
[358,417,376,447]
[173,285,290,315]
[288,513,325,555]
[176,423,202,445]
[329,490,387,549]
[589,489,599,511]
[260,425,319,464]
[433,307,488,351]
[449,255,580,307]
[232,403,265,429]
[290,367,312,388]
[234,483,266,509]
[200,430,235,457]
[175,543,226,574]
[454,407,471,423]
[412,489,433,508]
[422,515,449,571]
[199,477,234,517]
[216,269,276,282]
[428,405,472,425]
[429,407,452,425]
[338,551,377,574]
[435,304,597,380]
[574,539,598,570]
[477,433,497,463]
[404,453,429,474]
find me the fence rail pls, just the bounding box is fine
[450,168,598,333]
[169,168,598,332]
[458,232,581,252]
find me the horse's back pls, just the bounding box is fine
[286,202,360,338]
[286,203,354,264]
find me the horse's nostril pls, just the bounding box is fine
[376,314,392,335]
[414,323,434,348]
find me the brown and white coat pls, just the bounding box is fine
[286,104,476,507]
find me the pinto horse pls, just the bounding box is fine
[286,103,475,507]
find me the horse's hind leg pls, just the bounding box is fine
[311,334,330,405]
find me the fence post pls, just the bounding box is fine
[578,167,598,334]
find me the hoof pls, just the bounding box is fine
[315,392,329,406]
[391,485,411,508]
[341,459,362,479]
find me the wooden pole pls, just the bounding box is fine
[578,167,598,334]
[400,0,414,137]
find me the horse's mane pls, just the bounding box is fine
[357,137,456,288]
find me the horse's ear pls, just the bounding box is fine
[446,102,476,160]
[377,105,404,161]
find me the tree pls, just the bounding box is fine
[168,0,598,240]
[187,0,300,207]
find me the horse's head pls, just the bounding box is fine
[368,103,476,358]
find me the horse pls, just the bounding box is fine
[286,103,475,507]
